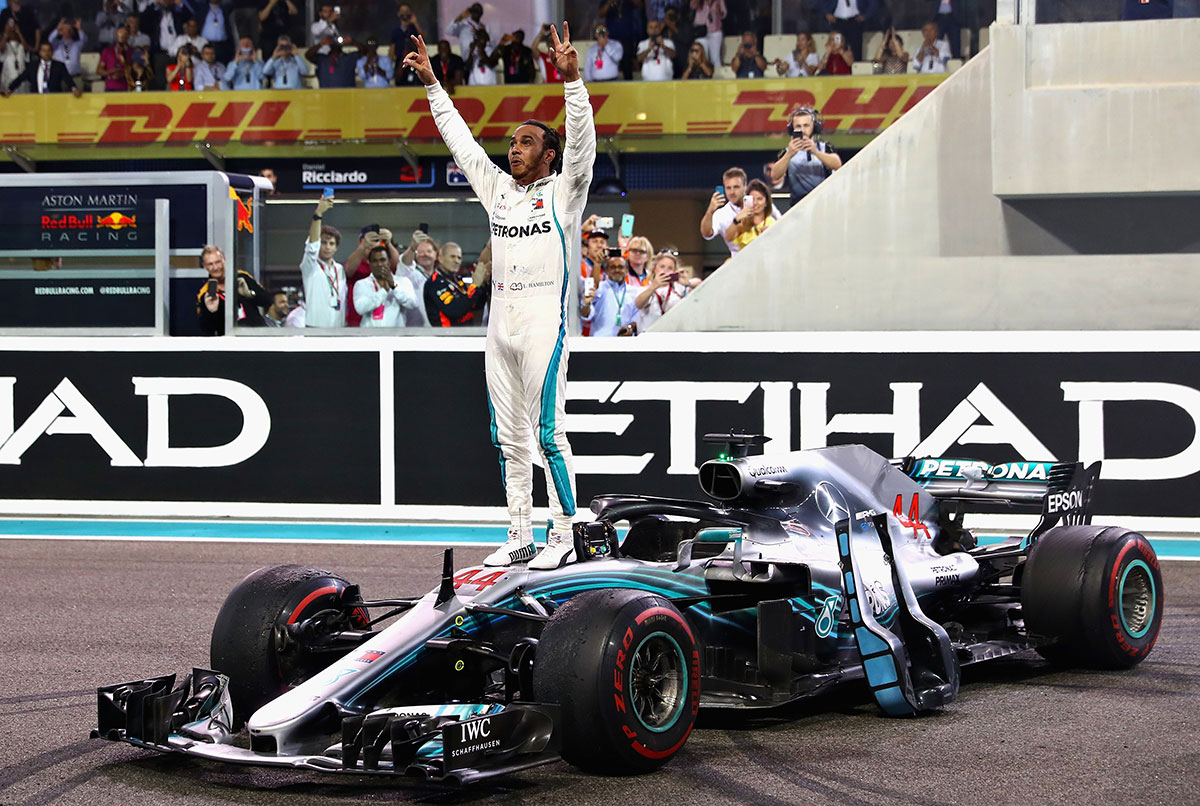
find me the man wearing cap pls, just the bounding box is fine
[404,24,595,569]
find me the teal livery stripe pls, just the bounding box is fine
[541,190,576,516]
[486,391,507,488]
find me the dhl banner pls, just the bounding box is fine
[0,76,946,149]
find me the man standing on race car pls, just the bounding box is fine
[403,25,594,569]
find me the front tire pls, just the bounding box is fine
[1022,525,1164,669]
[533,589,700,775]
[210,564,367,726]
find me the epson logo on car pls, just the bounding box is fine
[1047,490,1085,514]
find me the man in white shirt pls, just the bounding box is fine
[584,25,621,82]
[635,20,674,81]
[310,2,339,56]
[299,193,349,328]
[444,2,489,50]
[170,17,206,56]
[910,21,950,73]
[581,254,640,337]
[699,166,782,256]
[354,245,420,327]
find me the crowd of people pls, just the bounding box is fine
[0,0,986,94]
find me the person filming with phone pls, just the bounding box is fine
[818,30,853,74]
[700,166,783,256]
[770,106,841,207]
[635,249,690,330]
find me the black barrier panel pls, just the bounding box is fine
[3,185,209,253]
[394,349,1200,518]
[0,351,380,504]
[0,277,155,328]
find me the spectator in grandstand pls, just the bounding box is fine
[194,42,224,88]
[700,166,782,255]
[464,28,497,85]
[931,0,962,58]
[873,27,907,73]
[2,41,80,95]
[1,0,40,53]
[584,25,622,82]
[600,0,643,77]
[771,106,841,205]
[354,245,421,327]
[725,178,775,249]
[126,48,153,89]
[124,14,151,50]
[445,3,490,49]
[775,31,818,76]
[910,21,949,73]
[299,193,348,327]
[257,0,296,59]
[196,244,272,335]
[1122,0,1174,18]
[691,0,726,64]
[532,24,563,82]
[429,38,465,90]
[644,0,682,22]
[731,31,766,77]
[818,29,853,74]
[96,0,131,49]
[1,22,27,91]
[822,0,876,63]
[625,235,654,285]
[580,224,609,280]
[259,167,277,193]
[310,2,339,55]
[635,250,689,329]
[635,19,675,81]
[170,17,205,56]
[306,36,357,87]
[356,37,393,87]
[582,253,640,337]
[338,223,398,326]
[142,0,189,90]
[441,241,467,278]
[396,230,436,324]
[262,35,304,88]
[424,243,489,327]
[166,43,196,89]
[497,30,536,84]
[391,3,424,85]
[49,18,87,89]
[199,0,232,62]
[264,290,289,326]
[682,41,712,78]
[221,36,264,87]
[661,5,692,73]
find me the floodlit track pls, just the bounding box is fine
[1,537,1197,806]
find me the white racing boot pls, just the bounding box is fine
[483,527,536,566]
[528,529,576,570]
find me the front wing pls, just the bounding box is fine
[93,669,561,785]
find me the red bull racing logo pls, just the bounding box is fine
[97,212,137,229]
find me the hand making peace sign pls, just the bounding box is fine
[547,22,580,82]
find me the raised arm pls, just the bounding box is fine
[404,34,501,209]
[549,23,595,214]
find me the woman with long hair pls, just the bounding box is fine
[724,178,775,249]
[624,235,654,285]
[682,41,712,78]
[167,44,195,90]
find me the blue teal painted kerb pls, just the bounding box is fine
[632,630,688,734]
[541,191,576,517]
[486,391,507,490]
[1118,559,1156,639]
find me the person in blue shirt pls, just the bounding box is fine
[356,36,394,87]
[221,36,263,89]
[262,34,305,88]
[581,253,641,337]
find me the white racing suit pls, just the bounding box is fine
[426,79,595,537]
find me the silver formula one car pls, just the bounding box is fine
[94,434,1164,784]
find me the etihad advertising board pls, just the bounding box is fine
[0,340,1197,520]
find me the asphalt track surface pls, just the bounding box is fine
[1,538,1197,806]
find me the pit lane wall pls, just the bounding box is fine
[1,331,1199,536]
[655,18,1200,333]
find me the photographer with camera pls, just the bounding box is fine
[257,0,297,60]
[911,21,949,73]
[584,25,622,82]
[305,34,357,87]
[496,29,536,84]
[682,41,713,79]
[532,24,563,82]
[774,31,817,77]
[635,19,675,81]
[262,34,304,88]
[391,4,425,84]
[818,30,853,75]
[635,249,690,330]
[221,36,263,89]
[166,42,195,89]
[731,31,765,78]
[874,27,908,73]
[770,107,841,207]
[464,28,498,85]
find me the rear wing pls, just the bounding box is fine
[893,457,1102,542]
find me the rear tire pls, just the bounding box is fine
[533,589,700,774]
[210,564,366,727]
[1022,525,1163,669]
